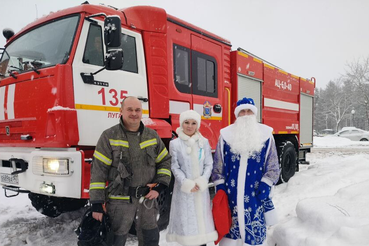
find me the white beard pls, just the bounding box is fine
[229,114,264,157]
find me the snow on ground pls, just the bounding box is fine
[1,136,369,246]
[314,135,369,148]
[269,137,369,246]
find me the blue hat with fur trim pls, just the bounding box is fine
[234,97,257,117]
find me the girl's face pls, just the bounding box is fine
[182,119,198,136]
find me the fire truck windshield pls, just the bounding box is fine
[0,15,80,78]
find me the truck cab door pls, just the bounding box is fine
[72,19,148,146]
[190,34,223,148]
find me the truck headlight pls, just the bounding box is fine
[43,159,69,175]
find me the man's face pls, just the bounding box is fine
[238,109,254,117]
[120,98,142,129]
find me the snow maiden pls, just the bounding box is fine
[166,110,218,246]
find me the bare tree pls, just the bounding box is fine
[314,56,369,132]
[345,57,369,130]
[314,87,328,132]
[320,80,353,132]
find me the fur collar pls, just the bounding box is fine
[176,127,204,154]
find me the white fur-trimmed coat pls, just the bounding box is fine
[166,132,218,245]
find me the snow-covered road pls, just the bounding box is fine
[1,136,369,246]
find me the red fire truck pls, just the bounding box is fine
[0,3,314,228]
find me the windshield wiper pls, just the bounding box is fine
[8,70,17,79]
[9,65,23,72]
[31,66,40,74]
[23,61,41,75]
[31,60,44,67]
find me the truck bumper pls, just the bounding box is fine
[0,147,82,198]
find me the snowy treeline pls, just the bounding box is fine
[314,56,369,132]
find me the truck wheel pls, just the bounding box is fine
[157,175,174,231]
[156,135,175,230]
[28,193,87,217]
[278,141,297,183]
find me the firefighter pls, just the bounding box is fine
[89,96,171,246]
[211,97,280,246]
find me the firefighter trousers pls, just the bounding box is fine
[107,197,159,246]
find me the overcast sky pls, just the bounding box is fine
[1,0,369,89]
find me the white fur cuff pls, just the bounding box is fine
[261,177,273,187]
[195,176,208,192]
[265,208,278,226]
[181,179,196,194]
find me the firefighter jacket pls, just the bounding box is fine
[89,118,171,204]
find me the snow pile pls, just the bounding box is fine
[313,136,354,147]
[47,106,76,112]
[269,151,369,246]
[0,192,82,246]
[313,136,369,148]
[272,179,369,246]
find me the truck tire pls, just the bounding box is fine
[156,134,175,230]
[28,193,87,217]
[157,175,174,231]
[278,141,297,183]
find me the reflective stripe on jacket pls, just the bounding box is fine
[89,118,171,204]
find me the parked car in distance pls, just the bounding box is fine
[321,129,335,136]
[333,127,369,141]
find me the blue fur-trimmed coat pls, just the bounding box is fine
[211,123,280,246]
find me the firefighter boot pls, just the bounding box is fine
[142,228,159,246]
[113,234,127,246]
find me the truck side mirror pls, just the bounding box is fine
[104,16,121,48]
[80,49,123,84]
[105,49,123,70]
